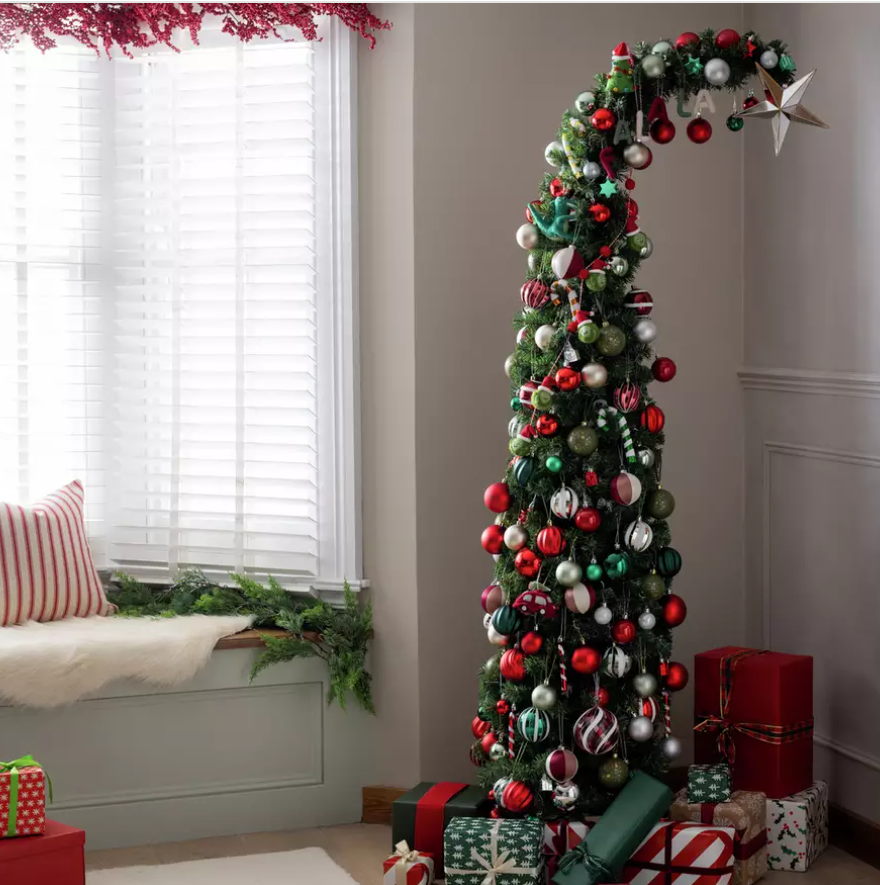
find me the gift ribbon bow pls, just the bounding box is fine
[555,840,613,883]
[0,755,52,837]
[445,820,539,885]
[389,841,425,885]
[693,649,814,765]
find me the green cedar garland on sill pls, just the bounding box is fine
[108,570,374,713]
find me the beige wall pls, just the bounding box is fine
[744,4,880,823]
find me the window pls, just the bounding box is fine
[0,21,361,592]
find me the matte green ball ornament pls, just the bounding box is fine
[726,114,744,132]
[586,561,604,581]
[546,455,564,473]
[513,457,535,485]
[509,436,531,457]
[647,488,676,519]
[585,272,607,293]
[597,324,627,357]
[567,424,599,456]
[642,571,667,601]
[531,388,554,411]
[578,321,600,344]
[598,754,630,790]
[604,551,630,579]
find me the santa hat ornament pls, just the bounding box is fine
[531,374,558,411]
[584,258,607,293]
[552,245,585,280]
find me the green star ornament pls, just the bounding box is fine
[684,55,703,76]
[598,178,618,198]
[738,64,828,155]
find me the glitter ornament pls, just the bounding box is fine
[599,754,630,789]
[647,488,676,519]
[642,572,667,601]
[567,424,599,456]
[596,324,626,357]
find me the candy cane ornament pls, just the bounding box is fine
[596,404,637,464]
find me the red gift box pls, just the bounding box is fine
[693,647,813,799]
[623,821,735,885]
[543,819,592,881]
[0,760,47,837]
[0,819,85,885]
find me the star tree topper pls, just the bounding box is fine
[738,65,828,155]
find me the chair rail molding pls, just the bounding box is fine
[739,366,880,399]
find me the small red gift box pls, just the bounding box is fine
[0,758,47,837]
[693,647,813,799]
[383,840,434,885]
[0,819,85,885]
[623,821,736,885]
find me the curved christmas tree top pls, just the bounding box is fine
[472,27,820,821]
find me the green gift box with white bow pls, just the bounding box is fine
[444,816,544,885]
[687,763,732,803]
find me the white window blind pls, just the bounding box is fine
[0,22,361,590]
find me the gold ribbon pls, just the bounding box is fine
[389,841,428,885]
[445,819,539,885]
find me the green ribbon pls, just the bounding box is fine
[555,842,614,885]
[0,755,51,837]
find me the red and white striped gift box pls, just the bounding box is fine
[623,821,736,885]
[543,820,592,883]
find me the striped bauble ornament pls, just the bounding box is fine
[545,746,579,783]
[517,706,550,743]
[573,706,619,754]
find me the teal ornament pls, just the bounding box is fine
[491,604,521,636]
[513,457,535,485]
[778,54,796,73]
[586,561,603,581]
[604,551,630,579]
[657,546,682,577]
[530,197,577,242]
[598,179,618,198]
[517,706,551,742]
[726,114,744,132]
[545,455,563,473]
[567,424,599,456]
[510,397,522,411]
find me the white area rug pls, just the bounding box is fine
[0,614,254,707]
[88,848,360,884]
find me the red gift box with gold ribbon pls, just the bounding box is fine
[693,647,813,799]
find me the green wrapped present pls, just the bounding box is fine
[444,816,543,885]
[687,763,732,803]
[553,772,671,885]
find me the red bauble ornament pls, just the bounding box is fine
[591,686,611,707]
[520,631,544,655]
[536,414,559,437]
[537,525,566,557]
[584,470,599,487]
[570,645,601,674]
[472,716,492,739]
[652,357,677,382]
[589,203,611,223]
[665,660,689,691]
[625,290,653,315]
[574,507,602,532]
[640,404,666,433]
[715,28,741,49]
[521,278,551,310]
[496,698,511,715]
[624,178,636,191]
[611,619,637,644]
[687,117,713,144]
[743,95,759,110]
[650,119,676,145]
[480,731,498,754]
[514,548,542,578]
[675,31,700,50]
[501,780,533,813]
[500,648,526,682]
[614,382,641,413]
[590,108,616,131]
[489,807,502,819]
[662,593,688,627]
[481,524,505,554]
[481,583,504,614]
[549,177,569,197]
[484,482,511,513]
[555,367,580,391]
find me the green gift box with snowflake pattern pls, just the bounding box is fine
[766,780,828,872]
[444,816,544,885]
[687,763,732,803]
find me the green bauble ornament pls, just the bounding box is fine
[517,706,551,742]
[628,231,648,252]
[491,604,521,636]
[585,272,607,293]
[484,655,500,676]
[597,324,626,357]
[546,455,563,473]
[647,488,676,519]
[509,436,531,457]
[641,571,666,601]
[598,754,629,790]
[513,457,535,485]
[657,546,682,577]
[567,424,599,456]
[510,397,522,411]
[726,114,744,132]
[586,561,603,581]
[578,321,600,344]
[531,388,554,410]
[604,551,630,579]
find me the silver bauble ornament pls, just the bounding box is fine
[759,49,779,69]
[639,237,654,259]
[516,223,539,250]
[504,354,515,379]
[581,362,608,389]
[652,40,673,55]
[555,559,583,587]
[489,742,507,761]
[627,715,654,742]
[633,318,658,344]
[552,781,580,811]
[574,91,595,115]
[623,142,652,170]
[593,603,613,626]
[532,683,557,711]
[633,672,658,697]
[624,519,654,553]
[637,447,656,469]
[504,524,529,551]
[661,735,682,760]
[487,625,507,646]
[545,140,564,167]
[609,256,629,277]
[641,54,665,78]
[528,253,538,272]
[582,161,602,181]
[637,609,657,630]
[534,324,557,351]
[704,58,731,86]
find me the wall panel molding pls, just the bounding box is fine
[740,367,880,399]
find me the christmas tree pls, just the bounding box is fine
[472,29,801,818]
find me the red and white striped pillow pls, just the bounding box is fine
[0,481,113,626]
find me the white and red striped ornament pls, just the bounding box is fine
[610,471,642,506]
[518,380,538,409]
[625,289,654,315]
[521,278,551,310]
[545,746,579,783]
[550,485,579,520]
[564,582,596,614]
[551,245,585,280]
[614,381,641,413]
[573,705,619,754]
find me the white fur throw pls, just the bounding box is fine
[0,614,254,707]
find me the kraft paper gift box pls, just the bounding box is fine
[670,789,767,885]
[383,840,434,885]
[765,781,828,872]
[444,816,543,885]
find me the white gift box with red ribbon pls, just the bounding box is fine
[383,840,435,885]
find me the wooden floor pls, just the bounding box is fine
[85,823,880,885]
